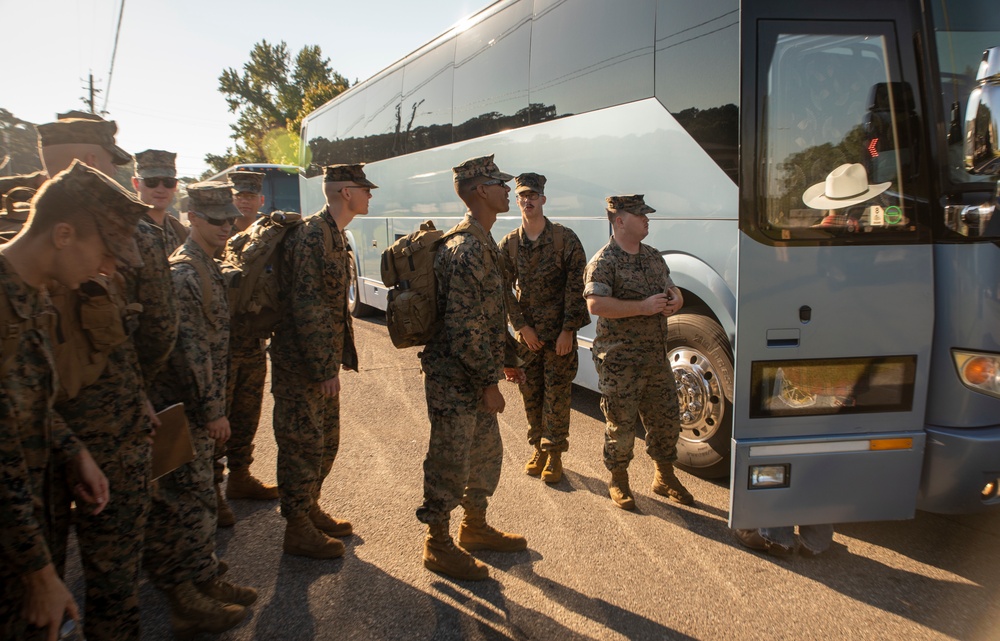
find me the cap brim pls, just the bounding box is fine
[802,181,891,209]
[110,145,133,166]
[355,178,379,189]
[489,170,515,182]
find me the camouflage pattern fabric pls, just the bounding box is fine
[597,361,680,470]
[145,238,229,589]
[323,163,379,188]
[216,335,267,477]
[451,154,513,183]
[499,218,589,452]
[142,212,186,256]
[417,214,510,524]
[270,208,356,519]
[54,221,177,641]
[606,194,656,216]
[584,237,682,472]
[0,256,83,640]
[583,238,675,368]
[229,170,264,195]
[134,149,176,179]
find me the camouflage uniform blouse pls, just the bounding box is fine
[583,237,675,368]
[270,207,357,381]
[423,214,507,388]
[160,238,229,426]
[499,218,591,341]
[0,256,83,576]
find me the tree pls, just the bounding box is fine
[210,40,349,172]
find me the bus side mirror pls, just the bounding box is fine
[964,46,1000,175]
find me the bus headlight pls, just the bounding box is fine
[953,350,1000,398]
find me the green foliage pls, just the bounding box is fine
[211,40,348,170]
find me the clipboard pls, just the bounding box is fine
[151,403,195,480]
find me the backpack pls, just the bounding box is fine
[380,219,490,349]
[222,211,333,339]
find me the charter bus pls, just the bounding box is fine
[299,0,1000,528]
[207,163,302,214]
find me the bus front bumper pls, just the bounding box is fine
[918,424,1000,514]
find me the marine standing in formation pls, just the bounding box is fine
[132,150,188,255]
[499,172,590,484]
[269,163,369,559]
[583,194,695,511]
[215,170,277,530]
[0,161,139,640]
[144,182,256,637]
[417,155,527,582]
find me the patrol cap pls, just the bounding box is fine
[3,186,35,215]
[452,154,513,183]
[187,181,241,221]
[514,172,546,195]
[229,170,264,195]
[606,194,655,216]
[37,117,132,166]
[134,149,177,179]
[0,171,47,195]
[323,163,378,188]
[33,159,150,267]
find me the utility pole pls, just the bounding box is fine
[81,72,102,114]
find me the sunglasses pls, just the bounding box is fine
[192,212,236,227]
[481,179,507,188]
[517,192,541,201]
[142,177,178,189]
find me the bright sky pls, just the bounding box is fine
[2,0,486,177]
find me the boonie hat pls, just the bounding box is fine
[229,170,265,195]
[324,164,378,188]
[452,154,514,183]
[134,150,177,179]
[515,172,546,195]
[33,159,149,267]
[802,163,891,210]
[37,117,132,166]
[607,194,655,216]
[187,181,241,221]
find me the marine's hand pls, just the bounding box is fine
[482,384,505,414]
[207,416,231,442]
[519,326,543,351]
[503,367,526,384]
[555,330,575,356]
[22,564,78,641]
[661,288,684,316]
[641,293,671,316]
[72,449,109,515]
[320,376,341,398]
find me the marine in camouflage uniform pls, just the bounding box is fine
[583,194,694,511]
[269,164,370,559]
[0,162,140,640]
[215,170,275,520]
[418,155,526,582]
[499,173,590,484]
[132,150,188,255]
[144,182,252,636]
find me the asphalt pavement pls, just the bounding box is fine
[65,314,1000,640]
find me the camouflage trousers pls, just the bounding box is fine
[144,416,219,590]
[519,343,578,453]
[72,434,151,641]
[416,371,503,526]
[596,360,680,471]
[214,336,266,483]
[272,367,340,520]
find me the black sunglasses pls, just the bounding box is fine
[480,179,506,188]
[142,177,178,189]
[192,212,236,227]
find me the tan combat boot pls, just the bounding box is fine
[309,504,353,538]
[423,521,488,581]
[197,577,258,606]
[226,468,279,500]
[651,461,695,505]
[541,451,563,484]
[524,446,548,476]
[165,580,246,639]
[283,514,345,559]
[608,468,636,510]
[216,483,235,527]
[457,508,528,552]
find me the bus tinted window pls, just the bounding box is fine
[335,90,366,164]
[363,69,405,162]
[400,40,455,154]
[759,29,917,241]
[453,0,532,142]
[655,0,739,183]
[303,106,337,178]
[530,0,654,120]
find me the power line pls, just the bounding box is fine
[101,0,126,115]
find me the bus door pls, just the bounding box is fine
[731,0,934,529]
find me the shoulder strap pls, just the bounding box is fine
[445,220,493,275]
[165,214,190,243]
[505,232,520,268]
[552,223,565,268]
[170,253,213,317]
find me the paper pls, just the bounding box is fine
[151,403,195,480]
